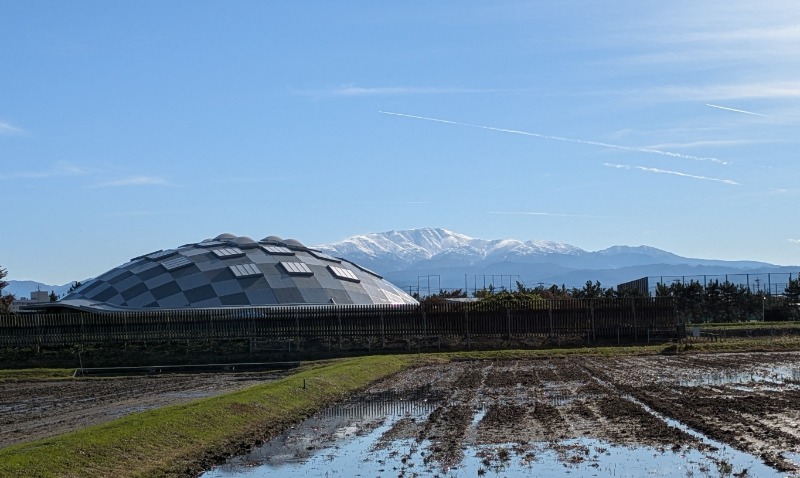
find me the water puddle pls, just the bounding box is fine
[677,365,800,388]
[202,398,787,478]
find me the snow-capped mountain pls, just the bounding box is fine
[315,228,586,271]
[315,228,794,291]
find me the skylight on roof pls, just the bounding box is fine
[280,261,313,276]
[328,265,360,282]
[196,241,225,248]
[229,263,262,278]
[146,249,178,261]
[161,256,192,271]
[212,247,245,258]
[262,245,294,255]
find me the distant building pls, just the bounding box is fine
[11,290,51,312]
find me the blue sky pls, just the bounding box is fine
[2,1,799,284]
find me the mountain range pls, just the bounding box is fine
[6,227,798,298]
[313,228,798,294]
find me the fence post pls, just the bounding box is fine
[632,299,638,343]
[506,308,512,340]
[548,302,554,341]
[337,313,343,350]
[294,312,300,351]
[465,310,471,349]
[36,315,42,353]
[590,301,596,344]
[380,312,385,348]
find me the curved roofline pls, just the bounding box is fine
[27,300,417,314]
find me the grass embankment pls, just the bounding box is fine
[0,355,433,478]
[0,368,74,382]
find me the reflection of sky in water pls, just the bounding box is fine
[202,399,787,478]
[677,363,800,388]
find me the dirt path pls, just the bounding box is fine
[0,372,282,449]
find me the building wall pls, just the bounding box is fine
[10,291,51,312]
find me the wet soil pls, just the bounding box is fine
[359,352,800,474]
[6,352,800,476]
[0,372,283,449]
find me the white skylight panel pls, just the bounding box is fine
[309,250,341,263]
[161,256,192,271]
[212,247,245,258]
[262,245,294,255]
[328,265,360,282]
[280,261,313,276]
[196,241,225,248]
[146,249,178,261]
[229,263,262,278]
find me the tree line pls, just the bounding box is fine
[418,277,800,323]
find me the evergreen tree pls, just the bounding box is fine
[0,266,15,313]
[786,276,800,303]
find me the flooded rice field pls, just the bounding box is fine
[204,352,800,477]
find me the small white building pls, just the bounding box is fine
[10,291,51,312]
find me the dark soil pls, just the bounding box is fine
[362,352,800,473]
[0,371,283,448]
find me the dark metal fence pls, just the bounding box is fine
[0,298,677,348]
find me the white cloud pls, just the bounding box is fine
[789,239,800,244]
[603,163,739,185]
[646,139,761,150]
[93,176,171,188]
[0,161,89,180]
[0,121,24,135]
[657,82,800,102]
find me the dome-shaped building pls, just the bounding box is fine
[52,234,417,312]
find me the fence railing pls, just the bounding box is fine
[0,298,677,348]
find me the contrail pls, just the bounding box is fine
[706,104,767,117]
[379,111,728,165]
[603,163,739,185]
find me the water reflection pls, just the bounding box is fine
[677,364,800,388]
[202,395,787,478]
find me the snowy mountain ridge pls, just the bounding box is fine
[316,227,586,268]
[312,227,792,291]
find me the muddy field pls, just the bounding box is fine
[209,352,800,477]
[5,352,800,476]
[0,371,283,449]
[360,352,800,475]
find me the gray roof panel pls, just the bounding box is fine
[59,233,418,310]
